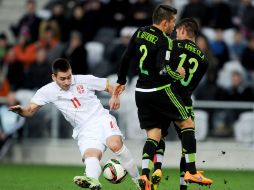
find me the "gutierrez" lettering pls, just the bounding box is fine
[137,31,158,44]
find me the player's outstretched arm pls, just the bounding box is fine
[9,103,41,117]
[104,80,122,110]
[112,83,125,96]
[109,94,120,111]
[105,80,125,96]
[109,83,125,110]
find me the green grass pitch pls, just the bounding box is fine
[0,164,254,190]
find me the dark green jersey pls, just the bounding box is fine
[117,26,182,89]
[168,39,208,104]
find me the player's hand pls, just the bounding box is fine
[109,95,120,111]
[113,84,125,96]
[9,105,22,114]
[177,67,186,78]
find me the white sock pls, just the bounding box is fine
[115,144,140,179]
[154,153,163,164]
[180,176,188,186]
[84,157,102,180]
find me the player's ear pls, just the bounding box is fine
[52,74,56,81]
[162,20,168,28]
[180,27,185,35]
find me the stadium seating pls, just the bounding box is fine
[234,111,254,143]
[201,27,236,47]
[217,60,246,89]
[85,41,105,67]
[15,89,35,106]
[194,110,209,141]
[93,27,117,46]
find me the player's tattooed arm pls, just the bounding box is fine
[9,103,41,117]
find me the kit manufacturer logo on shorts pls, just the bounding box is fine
[110,121,117,130]
[76,85,84,94]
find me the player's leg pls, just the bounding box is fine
[151,126,168,190]
[176,118,196,173]
[104,115,140,189]
[163,85,212,186]
[159,86,191,189]
[74,148,103,190]
[74,127,106,190]
[143,128,161,178]
[106,135,140,184]
[151,137,165,190]
[135,90,165,190]
[174,122,188,190]
[175,118,213,185]
[179,154,188,190]
[153,137,165,171]
[163,85,193,176]
[139,128,160,190]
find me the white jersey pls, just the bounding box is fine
[31,75,110,138]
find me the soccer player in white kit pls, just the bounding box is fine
[9,58,140,190]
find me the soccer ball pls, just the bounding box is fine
[102,158,127,184]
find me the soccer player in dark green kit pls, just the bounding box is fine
[158,18,214,190]
[111,4,181,190]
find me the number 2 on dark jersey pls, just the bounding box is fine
[139,45,149,75]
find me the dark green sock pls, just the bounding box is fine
[153,138,165,171]
[180,184,188,190]
[142,138,158,178]
[180,154,186,174]
[181,128,196,174]
[180,154,187,190]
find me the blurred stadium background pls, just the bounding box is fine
[0,0,254,181]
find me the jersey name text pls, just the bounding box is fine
[177,42,204,60]
[137,31,158,44]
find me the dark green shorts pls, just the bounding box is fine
[135,84,191,131]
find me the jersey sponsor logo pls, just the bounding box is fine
[76,85,84,94]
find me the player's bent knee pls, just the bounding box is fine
[176,117,195,129]
[106,135,123,153]
[108,142,123,153]
[83,148,103,160]
[146,128,161,142]
[107,137,123,152]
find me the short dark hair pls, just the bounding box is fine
[52,58,71,74]
[153,4,177,24]
[175,18,199,38]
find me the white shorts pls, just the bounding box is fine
[76,114,123,156]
